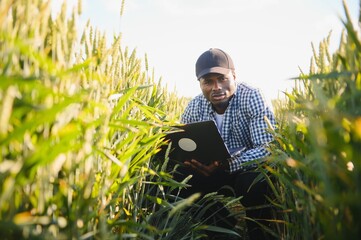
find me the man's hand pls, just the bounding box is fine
[184,159,225,177]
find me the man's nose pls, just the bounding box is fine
[212,81,221,90]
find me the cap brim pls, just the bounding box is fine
[197,67,232,79]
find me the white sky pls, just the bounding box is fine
[53,0,359,102]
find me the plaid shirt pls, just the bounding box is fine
[181,82,276,173]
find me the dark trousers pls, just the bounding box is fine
[174,167,276,240]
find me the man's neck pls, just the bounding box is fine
[213,102,229,114]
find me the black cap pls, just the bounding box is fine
[195,48,235,79]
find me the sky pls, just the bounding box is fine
[53,0,360,102]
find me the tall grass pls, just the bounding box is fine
[270,1,361,239]
[0,0,200,239]
[3,0,360,239]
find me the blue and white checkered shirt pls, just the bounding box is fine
[181,82,276,173]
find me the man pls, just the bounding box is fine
[178,48,277,239]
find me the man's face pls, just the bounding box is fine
[199,71,237,113]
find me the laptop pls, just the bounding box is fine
[162,120,231,165]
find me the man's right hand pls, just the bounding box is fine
[184,159,227,176]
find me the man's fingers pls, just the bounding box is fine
[184,159,221,177]
[184,160,211,176]
[190,159,203,167]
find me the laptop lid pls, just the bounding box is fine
[163,120,231,165]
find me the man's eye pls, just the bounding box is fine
[203,80,211,85]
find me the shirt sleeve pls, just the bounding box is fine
[180,104,192,124]
[228,89,276,173]
[181,97,200,124]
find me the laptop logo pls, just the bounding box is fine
[178,138,197,152]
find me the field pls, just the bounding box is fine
[0,0,360,239]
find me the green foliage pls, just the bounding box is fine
[0,0,200,239]
[6,0,361,239]
[271,1,361,239]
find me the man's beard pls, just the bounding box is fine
[212,100,229,111]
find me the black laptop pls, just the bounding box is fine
[162,120,231,165]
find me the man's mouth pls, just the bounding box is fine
[211,93,226,101]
